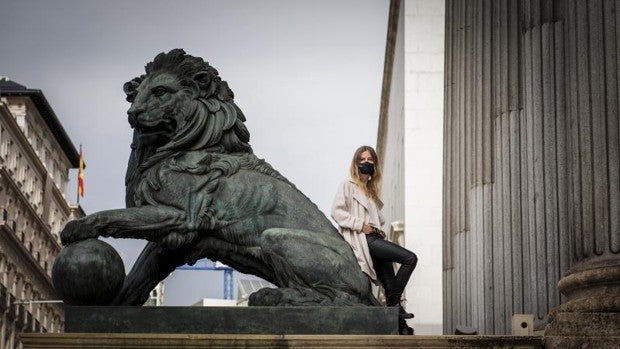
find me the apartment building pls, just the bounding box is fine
[0,78,83,348]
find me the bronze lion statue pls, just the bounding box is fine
[60,49,377,306]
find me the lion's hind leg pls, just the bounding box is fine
[251,228,373,306]
[249,285,356,306]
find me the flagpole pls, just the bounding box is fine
[77,144,81,205]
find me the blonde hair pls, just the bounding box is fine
[349,145,383,208]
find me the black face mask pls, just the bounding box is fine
[358,162,375,175]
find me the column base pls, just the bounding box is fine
[545,312,620,348]
[546,312,620,336]
[545,263,620,348]
[545,335,620,349]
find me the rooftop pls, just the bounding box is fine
[0,77,80,167]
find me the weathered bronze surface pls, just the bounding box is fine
[52,239,125,305]
[56,49,376,307]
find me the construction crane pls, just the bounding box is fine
[176,259,234,300]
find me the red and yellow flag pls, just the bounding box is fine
[78,145,85,198]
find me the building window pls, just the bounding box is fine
[7,140,15,169]
[42,149,49,168]
[53,163,61,187]
[14,152,22,177]
[0,125,4,161]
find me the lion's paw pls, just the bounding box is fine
[60,220,99,245]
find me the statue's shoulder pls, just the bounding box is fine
[233,153,296,187]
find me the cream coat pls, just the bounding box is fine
[331,178,385,284]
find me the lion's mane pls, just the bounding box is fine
[122,49,254,206]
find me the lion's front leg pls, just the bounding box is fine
[60,206,191,245]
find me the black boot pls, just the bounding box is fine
[399,318,415,335]
[398,304,414,319]
[387,295,414,320]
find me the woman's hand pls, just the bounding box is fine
[362,224,387,238]
[362,224,374,234]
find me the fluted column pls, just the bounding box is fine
[443,0,620,340]
[522,13,569,327]
[545,0,620,346]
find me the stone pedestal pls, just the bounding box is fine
[64,306,398,335]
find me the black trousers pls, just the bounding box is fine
[366,232,418,306]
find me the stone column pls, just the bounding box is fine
[443,0,620,341]
[545,0,620,347]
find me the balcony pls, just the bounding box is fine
[17,304,26,328]
[0,284,7,311]
[26,311,33,331]
[7,294,16,320]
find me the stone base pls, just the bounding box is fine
[545,336,620,349]
[543,261,620,348]
[64,306,398,335]
[545,312,620,336]
[545,312,620,348]
[21,333,544,349]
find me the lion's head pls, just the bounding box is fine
[123,49,252,206]
[123,49,251,157]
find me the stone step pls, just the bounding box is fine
[23,306,548,348]
[21,333,545,348]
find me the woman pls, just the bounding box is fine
[331,145,417,335]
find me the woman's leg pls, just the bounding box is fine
[373,259,397,302]
[366,233,418,305]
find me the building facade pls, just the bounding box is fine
[0,78,82,349]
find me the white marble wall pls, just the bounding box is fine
[403,0,444,334]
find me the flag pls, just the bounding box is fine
[78,145,84,198]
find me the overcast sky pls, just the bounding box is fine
[1,0,389,305]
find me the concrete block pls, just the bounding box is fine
[512,314,534,335]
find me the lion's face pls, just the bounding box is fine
[123,49,252,158]
[126,73,196,145]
